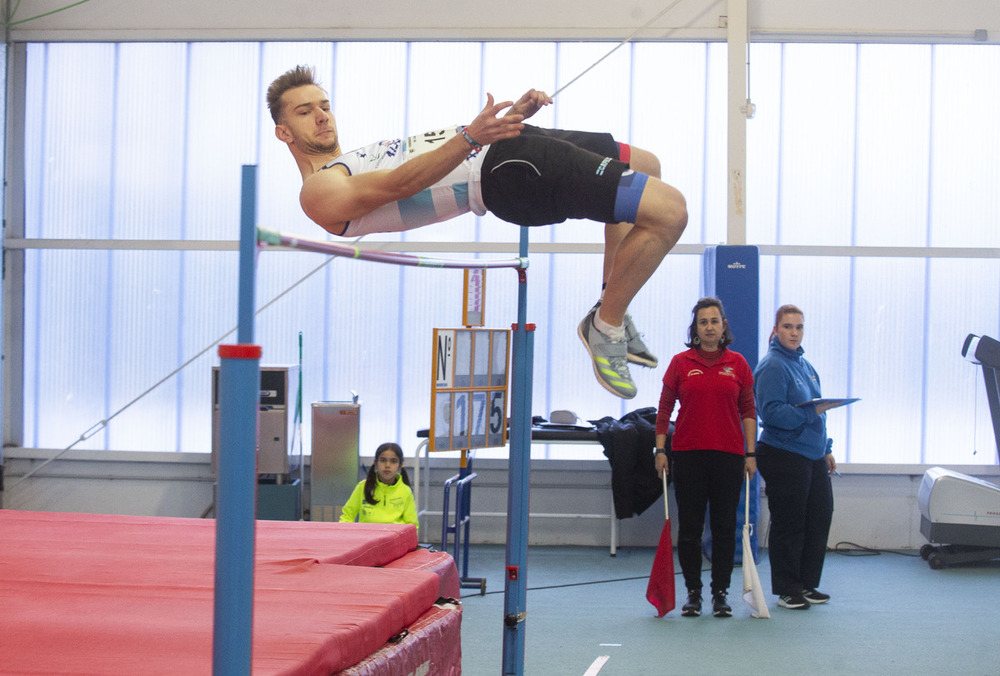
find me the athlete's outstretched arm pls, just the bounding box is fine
[300,94,523,233]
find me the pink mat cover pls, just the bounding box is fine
[336,602,462,676]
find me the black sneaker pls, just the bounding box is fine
[803,588,830,604]
[778,594,811,610]
[712,591,732,618]
[681,590,702,617]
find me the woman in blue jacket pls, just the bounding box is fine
[753,305,838,610]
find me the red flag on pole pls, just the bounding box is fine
[646,472,675,617]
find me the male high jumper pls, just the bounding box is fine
[268,65,687,399]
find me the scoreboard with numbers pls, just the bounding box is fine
[430,328,510,452]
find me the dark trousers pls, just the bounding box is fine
[672,449,745,595]
[756,442,834,596]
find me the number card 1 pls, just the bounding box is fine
[430,328,510,452]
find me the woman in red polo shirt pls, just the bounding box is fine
[654,297,757,618]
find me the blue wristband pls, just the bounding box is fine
[460,126,483,152]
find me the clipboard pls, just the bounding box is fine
[794,397,860,409]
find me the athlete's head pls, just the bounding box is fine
[269,65,339,157]
[267,65,323,124]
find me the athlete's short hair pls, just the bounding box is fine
[267,65,322,124]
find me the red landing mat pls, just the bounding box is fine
[0,510,459,675]
[1,510,419,567]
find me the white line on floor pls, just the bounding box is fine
[583,655,611,675]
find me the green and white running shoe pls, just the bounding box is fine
[587,301,659,368]
[577,309,637,399]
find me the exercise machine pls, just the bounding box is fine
[918,334,1000,569]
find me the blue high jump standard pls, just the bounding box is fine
[503,226,534,676]
[213,165,262,675]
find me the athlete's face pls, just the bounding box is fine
[774,312,804,351]
[275,84,340,156]
[376,451,401,485]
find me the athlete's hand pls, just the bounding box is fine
[509,88,553,120]
[465,93,523,147]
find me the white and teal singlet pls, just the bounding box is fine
[323,126,488,237]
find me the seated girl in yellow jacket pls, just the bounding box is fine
[340,442,418,529]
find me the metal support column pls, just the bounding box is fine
[727,0,750,246]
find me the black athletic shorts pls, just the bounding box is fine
[480,125,628,227]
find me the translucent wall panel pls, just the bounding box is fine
[849,258,928,463]
[854,45,933,247]
[112,44,189,239]
[186,42,262,240]
[16,41,1000,467]
[176,251,241,453]
[777,44,858,246]
[330,43,407,145]
[923,258,1000,464]
[746,44,783,246]
[26,250,111,449]
[702,43,731,246]
[27,43,116,238]
[633,43,713,247]
[929,46,1000,249]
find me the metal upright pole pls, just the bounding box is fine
[213,165,262,675]
[727,0,750,246]
[502,227,534,675]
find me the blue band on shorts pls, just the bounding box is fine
[612,170,649,224]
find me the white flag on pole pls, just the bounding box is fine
[742,475,770,618]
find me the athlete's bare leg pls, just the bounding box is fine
[599,147,662,291]
[599,178,687,327]
[579,146,685,398]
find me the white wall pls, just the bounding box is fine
[8,0,1000,42]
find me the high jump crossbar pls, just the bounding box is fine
[257,226,528,271]
[215,165,535,676]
